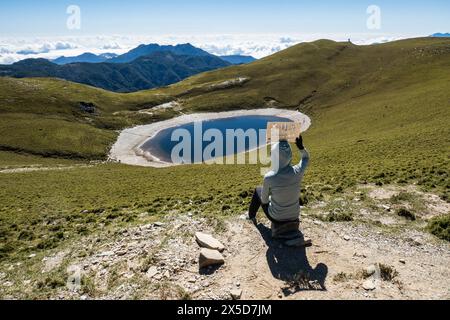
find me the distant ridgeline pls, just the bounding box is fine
[0,43,256,92]
[430,33,450,37]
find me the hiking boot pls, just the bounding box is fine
[285,237,313,248]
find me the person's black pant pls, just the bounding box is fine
[248,187,301,224]
[248,186,279,223]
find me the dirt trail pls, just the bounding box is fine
[221,217,449,300]
[0,164,93,174]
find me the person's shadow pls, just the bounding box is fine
[255,222,328,296]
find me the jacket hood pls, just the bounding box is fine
[271,141,292,173]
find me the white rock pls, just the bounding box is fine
[230,289,243,300]
[188,277,196,283]
[98,251,114,257]
[154,274,163,280]
[195,232,225,252]
[199,248,225,268]
[365,265,377,276]
[146,266,158,279]
[343,235,351,241]
[362,279,376,291]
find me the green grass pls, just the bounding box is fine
[0,38,449,263]
[427,215,450,241]
[0,77,177,160]
[0,113,117,159]
[0,151,80,168]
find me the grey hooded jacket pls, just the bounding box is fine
[261,141,310,222]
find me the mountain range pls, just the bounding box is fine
[51,44,256,65]
[430,33,450,37]
[219,55,256,64]
[52,53,119,65]
[0,51,231,92]
[0,43,256,92]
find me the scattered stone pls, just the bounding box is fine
[362,279,376,291]
[164,270,170,278]
[408,238,423,246]
[188,277,196,283]
[343,235,351,241]
[353,252,367,258]
[195,232,225,252]
[116,250,127,256]
[154,222,165,227]
[365,265,377,277]
[230,289,243,300]
[146,266,158,279]
[28,254,36,258]
[98,251,114,257]
[399,259,406,264]
[154,274,163,281]
[199,248,225,268]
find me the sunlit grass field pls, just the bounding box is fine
[0,38,449,262]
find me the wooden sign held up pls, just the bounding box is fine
[266,122,302,143]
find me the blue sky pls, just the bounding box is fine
[1,0,449,37]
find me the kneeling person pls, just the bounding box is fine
[248,135,310,231]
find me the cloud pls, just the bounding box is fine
[0,33,410,64]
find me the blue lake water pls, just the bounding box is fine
[141,115,292,163]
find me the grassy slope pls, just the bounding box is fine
[0,77,178,161]
[0,38,449,261]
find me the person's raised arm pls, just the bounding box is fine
[293,135,310,177]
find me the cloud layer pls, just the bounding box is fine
[0,33,410,64]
